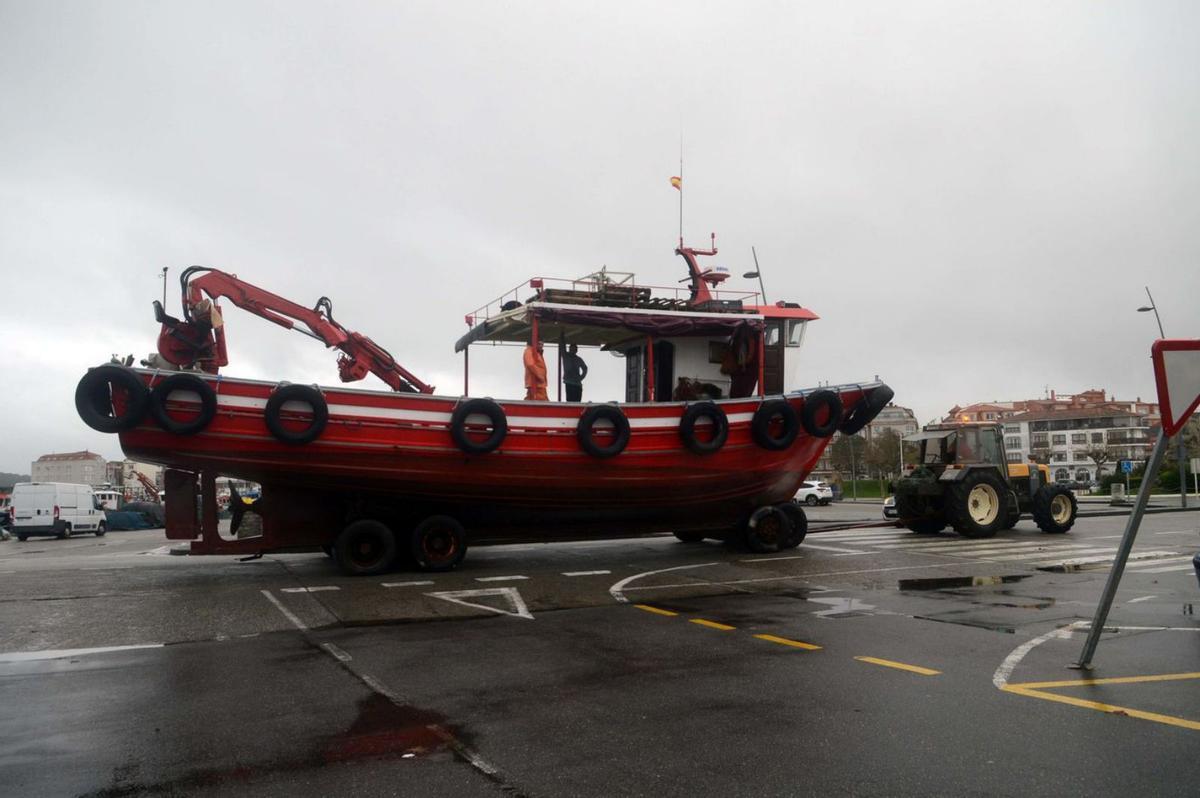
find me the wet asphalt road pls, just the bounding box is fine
[1,502,1198,797]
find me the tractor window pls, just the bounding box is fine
[956,429,976,462]
[978,429,1002,464]
[924,433,952,464]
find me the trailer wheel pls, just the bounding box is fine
[75,365,150,433]
[679,402,728,455]
[751,399,799,450]
[1032,485,1077,534]
[150,373,217,435]
[265,384,328,445]
[334,520,397,576]
[778,502,808,548]
[946,470,1008,539]
[744,506,791,553]
[411,515,468,572]
[800,390,844,438]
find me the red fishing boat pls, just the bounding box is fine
[75,234,892,574]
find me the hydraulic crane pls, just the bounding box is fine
[151,266,433,394]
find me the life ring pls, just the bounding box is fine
[75,365,150,433]
[840,384,895,436]
[800,389,843,438]
[679,401,729,455]
[450,398,508,455]
[149,373,217,435]
[577,404,630,458]
[265,383,329,445]
[751,399,799,451]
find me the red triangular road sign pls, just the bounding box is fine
[1152,339,1200,437]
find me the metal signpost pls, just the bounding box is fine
[1074,339,1200,669]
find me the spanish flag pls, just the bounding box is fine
[670,175,682,191]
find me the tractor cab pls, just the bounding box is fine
[905,423,1005,471]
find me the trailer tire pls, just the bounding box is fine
[75,365,150,433]
[679,402,728,455]
[577,405,630,458]
[150,373,217,435]
[744,506,791,553]
[840,384,895,436]
[334,520,397,576]
[265,384,328,445]
[411,515,468,572]
[751,399,799,450]
[1032,485,1077,534]
[450,398,508,455]
[800,390,843,438]
[778,502,808,548]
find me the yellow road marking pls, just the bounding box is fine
[1007,671,1200,690]
[690,618,735,631]
[753,634,822,651]
[634,604,678,617]
[854,656,941,676]
[1001,671,1200,732]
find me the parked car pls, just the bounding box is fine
[883,495,898,519]
[794,480,834,506]
[10,482,107,541]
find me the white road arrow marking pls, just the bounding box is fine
[809,596,876,618]
[428,587,534,619]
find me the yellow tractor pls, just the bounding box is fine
[893,422,1077,538]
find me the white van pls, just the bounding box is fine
[11,482,107,541]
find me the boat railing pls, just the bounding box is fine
[464,275,762,328]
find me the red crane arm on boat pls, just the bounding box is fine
[155,267,434,394]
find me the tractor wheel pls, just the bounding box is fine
[999,490,1021,531]
[904,520,946,535]
[1032,485,1077,534]
[946,471,1008,539]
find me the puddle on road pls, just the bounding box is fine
[898,574,1031,591]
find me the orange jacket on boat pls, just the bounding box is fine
[523,344,548,401]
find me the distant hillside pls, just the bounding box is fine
[0,473,32,491]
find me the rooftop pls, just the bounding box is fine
[35,451,105,462]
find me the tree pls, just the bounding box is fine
[1085,446,1111,480]
[828,433,865,477]
[866,429,902,479]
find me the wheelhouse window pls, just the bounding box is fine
[786,320,805,347]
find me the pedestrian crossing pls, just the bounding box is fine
[806,527,1198,574]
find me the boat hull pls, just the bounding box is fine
[109,369,886,544]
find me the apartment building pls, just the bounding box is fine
[31,451,108,486]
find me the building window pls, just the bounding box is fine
[1051,453,1067,462]
[1006,452,1023,463]
[1055,468,1071,482]
[1031,433,1048,446]
[1075,469,1090,482]
[1051,434,1066,446]
[1091,432,1103,444]
[1004,424,1019,434]
[1005,436,1021,450]
[1071,433,1086,444]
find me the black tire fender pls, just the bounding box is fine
[149,373,217,435]
[450,398,508,455]
[751,399,800,450]
[679,402,729,455]
[800,390,844,438]
[577,404,631,458]
[840,384,895,436]
[75,365,150,433]
[265,383,329,445]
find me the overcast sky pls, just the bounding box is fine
[1,1,1197,473]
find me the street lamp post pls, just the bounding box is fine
[1138,286,1187,508]
[743,247,767,305]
